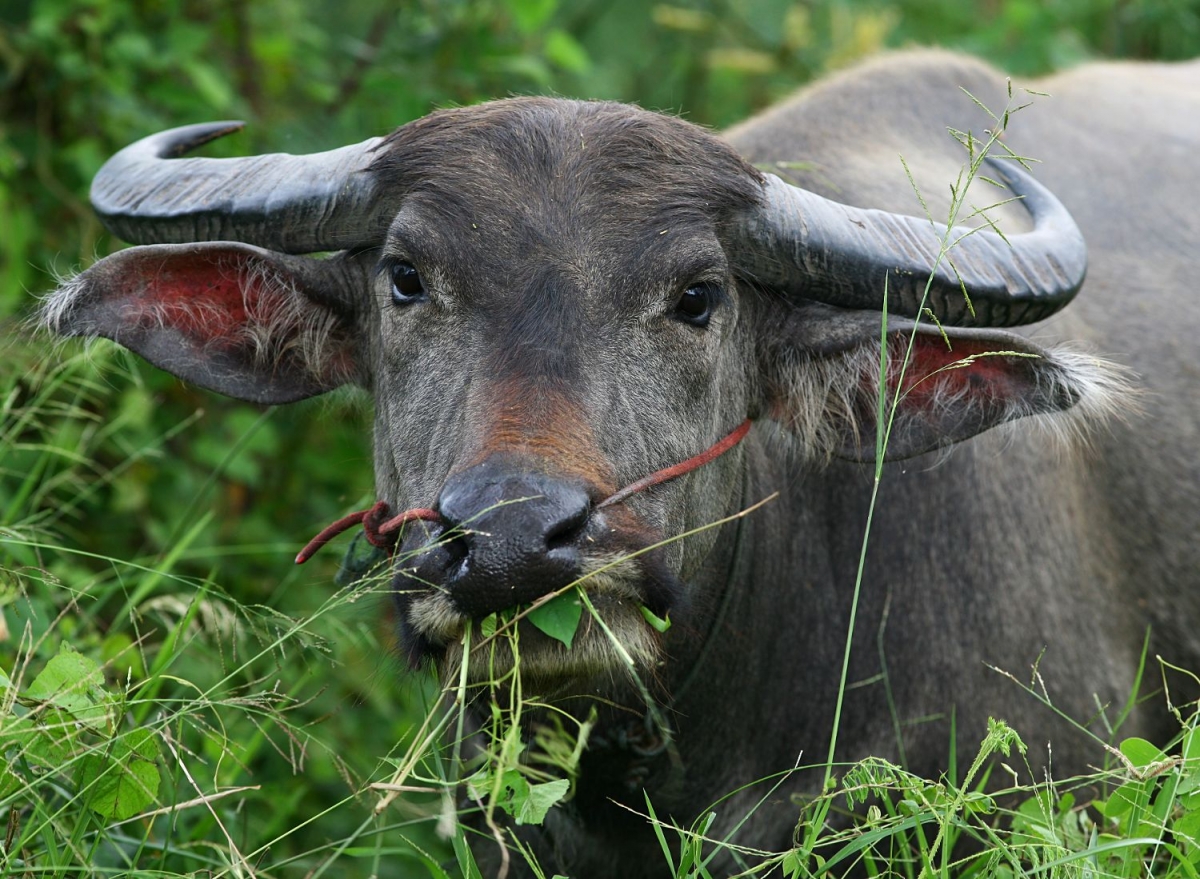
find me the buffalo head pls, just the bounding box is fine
[42,98,1092,694]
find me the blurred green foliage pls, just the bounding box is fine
[0,0,1197,872]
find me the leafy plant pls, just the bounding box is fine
[1,644,161,823]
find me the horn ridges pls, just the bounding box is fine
[90,122,387,254]
[736,158,1087,327]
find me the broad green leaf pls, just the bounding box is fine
[964,791,995,814]
[0,713,72,774]
[1120,736,1165,768]
[480,613,498,639]
[1152,765,1182,826]
[1180,789,1200,811]
[0,761,22,799]
[467,767,524,812]
[528,588,582,649]
[514,779,569,825]
[1179,770,1200,794]
[1186,722,1200,762]
[1183,720,1200,792]
[0,716,38,747]
[22,710,75,767]
[1174,804,1200,840]
[75,728,160,820]
[1102,779,1151,818]
[23,646,113,732]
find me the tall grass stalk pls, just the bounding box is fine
[822,81,1031,791]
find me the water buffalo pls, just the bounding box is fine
[43,49,1200,876]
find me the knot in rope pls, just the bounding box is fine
[295,501,440,564]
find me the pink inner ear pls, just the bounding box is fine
[122,250,272,348]
[892,335,1029,407]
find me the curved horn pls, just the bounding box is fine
[734,158,1087,327]
[90,122,390,254]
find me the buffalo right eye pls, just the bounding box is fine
[674,282,720,328]
[390,261,426,305]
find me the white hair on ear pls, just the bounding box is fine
[38,255,356,387]
[766,332,1138,462]
[239,257,352,383]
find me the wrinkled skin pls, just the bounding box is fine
[43,52,1200,877]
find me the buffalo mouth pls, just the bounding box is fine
[390,521,681,695]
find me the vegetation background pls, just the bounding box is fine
[1,0,1198,875]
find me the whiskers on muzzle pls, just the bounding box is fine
[395,548,679,691]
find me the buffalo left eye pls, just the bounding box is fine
[390,261,427,305]
[674,283,719,327]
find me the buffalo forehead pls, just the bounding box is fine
[370,96,761,289]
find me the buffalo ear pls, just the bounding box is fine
[41,242,367,404]
[758,301,1119,462]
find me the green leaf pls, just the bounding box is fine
[75,728,161,820]
[1179,770,1200,795]
[0,714,74,771]
[480,613,498,639]
[639,605,671,633]
[0,761,23,799]
[1120,736,1165,769]
[22,710,76,768]
[782,850,803,878]
[1174,804,1200,840]
[1184,720,1200,764]
[1102,779,1151,818]
[1152,775,1180,827]
[528,588,582,649]
[23,645,113,732]
[514,779,570,825]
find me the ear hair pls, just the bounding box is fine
[237,257,355,385]
[37,243,367,404]
[1006,344,1140,449]
[41,254,354,387]
[765,330,1137,463]
[764,340,873,460]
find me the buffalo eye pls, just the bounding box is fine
[390,261,426,305]
[674,283,719,327]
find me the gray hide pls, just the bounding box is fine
[41,50,1200,878]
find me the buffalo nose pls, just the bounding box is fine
[432,461,591,618]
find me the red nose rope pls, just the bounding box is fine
[295,418,753,565]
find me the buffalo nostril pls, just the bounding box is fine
[545,501,589,550]
[441,532,470,576]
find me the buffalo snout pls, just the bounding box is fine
[410,460,593,618]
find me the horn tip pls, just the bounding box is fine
[161,120,246,158]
